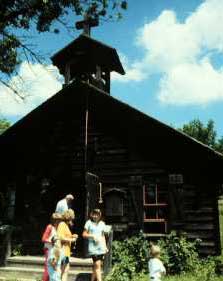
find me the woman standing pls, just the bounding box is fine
[57,209,78,281]
[82,209,109,281]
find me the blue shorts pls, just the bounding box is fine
[61,256,69,265]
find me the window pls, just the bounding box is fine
[143,184,168,234]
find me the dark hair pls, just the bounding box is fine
[90,209,102,220]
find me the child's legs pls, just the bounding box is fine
[48,271,57,281]
[43,248,49,281]
[94,259,102,281]
[91,269,96,281]
[61,263,70,281]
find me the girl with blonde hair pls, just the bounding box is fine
[47,238,64,281]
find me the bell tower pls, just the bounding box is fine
[51,16,125,94]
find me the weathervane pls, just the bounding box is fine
[75,13,99,36]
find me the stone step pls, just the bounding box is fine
[0,278,36,281]
[6,256,92,271]
[0,266,91,281]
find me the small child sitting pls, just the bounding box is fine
[47,237,64,281]
[148,245,166,281]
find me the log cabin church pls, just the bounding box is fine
[1,19,223,258]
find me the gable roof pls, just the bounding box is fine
[1,80,223,182]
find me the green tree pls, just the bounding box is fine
[0,118,11,134]
[179,119,216,147]
[0,0,127,94]
[179,119,223,154]
[213,137,223,153]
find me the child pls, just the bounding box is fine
[82,209,111,281]
[42,213,62,281]
[47,237,64,281]
[148,245,166,281]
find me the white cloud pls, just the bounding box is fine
[0,62,62,117]
[137,10,200,71]
[111,53,146,82]
[159,58,223,105]
[186,0,223,52]
[116,0,223,106]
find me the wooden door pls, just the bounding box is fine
[85,172,100,218]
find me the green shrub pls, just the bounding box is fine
[11,243,23,256]
[212,254,223,275]
[105,231,149,281]
[157,231,200,274]
[105,231,222,280]
[189,256,216,281]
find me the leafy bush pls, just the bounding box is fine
[157,231,201,274]
[105,231,223,280]
[105,231,149,281]
[192,256,216,281]
[212,255,223,275]
[11,243,23,256]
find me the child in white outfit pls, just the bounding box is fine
[148,245,166,281]
[47,238,64,281]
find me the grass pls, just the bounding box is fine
[129,273,223,281]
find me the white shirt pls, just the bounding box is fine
[55,198,68,214]
[84,220,107,255]
[148,257,166,281]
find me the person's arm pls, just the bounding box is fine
[42,224,52,243]
[57,222,77,243]
[82,229,96,240]
[49,257,57,270]
[160,261,166,275]
[61,236,76,243]
[82,220,97,241]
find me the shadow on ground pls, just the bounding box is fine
[74,273,91,281]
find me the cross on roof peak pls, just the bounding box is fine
[75,14,99,36]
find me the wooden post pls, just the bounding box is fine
[0,225,12,265]
[218,195,223,255]
[103,229,113,276]
[83,92,89,258]
[84,103,89,222]
[4,228,12,261]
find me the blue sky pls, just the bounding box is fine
[1,0,223,137]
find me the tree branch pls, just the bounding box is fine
[0,77,25,100]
